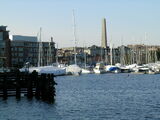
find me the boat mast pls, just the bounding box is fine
[56,43,59,65]
[38,27,42,67]
[84,45,87,69]
[145,32,148,64]
[110,36,113,65]
[48,39,52,65]
[72,10,77,65]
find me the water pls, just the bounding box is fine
[1,73,160,120]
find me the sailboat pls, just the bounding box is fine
[105,44,120,73]
[93,47,106,74]
[93,48,106,74]
[81,49,93,74]
[66,10,82,76]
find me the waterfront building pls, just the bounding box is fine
[128,44,160,64]
[0,26,11,68]
[10,35,56,68]
[84,45,105,62]
[58,47,84,65]
[109,47,120,65]
[58,45,114,66]
[57,44,160,66]
[118,45,132,65]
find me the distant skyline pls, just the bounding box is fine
[1,0,160,48]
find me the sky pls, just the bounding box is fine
[1,0,160,48]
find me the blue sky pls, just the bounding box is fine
[1,0,160,48]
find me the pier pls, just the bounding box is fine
[0,70,57,103]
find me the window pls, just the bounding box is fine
[0,42,5,48]
[18,53,23,57]
[19,48,23,51]
[12,58,18,62]
[19,58,23,62]
[0,32,3,40]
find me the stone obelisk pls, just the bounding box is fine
[101,18,107,48]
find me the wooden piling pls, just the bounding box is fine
[2,73,7,99]
[34,71,40,99]
[0,71,57,103]
[16,70,21,99]
[47,74,53,103]
[27,73,33,99]
[40,74,47,101]
[51,74,57,98]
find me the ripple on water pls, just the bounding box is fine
[1,73,160,120]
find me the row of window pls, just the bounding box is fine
[11,42,54,47]
[12,53,23,57]
[11,47,55,53]
[12,58,38,63]
[12,53,39,57]
[11,42,39,47]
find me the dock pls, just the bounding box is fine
[0,70,57,103]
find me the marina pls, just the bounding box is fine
[18,62,160,76]
[1,0,160,120]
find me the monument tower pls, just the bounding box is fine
[101,18,107,48]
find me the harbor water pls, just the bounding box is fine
[1,73,160,120]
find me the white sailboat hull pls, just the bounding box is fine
[93,68,106,74]
[66,64,82,76]
[93,62,106,74]
[81,68,93,74]
[20,66,66,76]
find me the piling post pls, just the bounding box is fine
[2,73,7,99]
[46,74,57,103]
[27,73,33,99]
[52,74,57,97]
[16,70,21,99]
[38,74,43,99]
[31,71,39,99]
[40,74,46,100]
[42,74,49,102]
[47,74,53,102]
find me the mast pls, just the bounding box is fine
[110,36,113,65]
[47,48,49,65]
[100,47,103,62]
[84,51,87,69]
[110,43,113,65]
[155,48,157,62]
[50,37,54,64]
[145,32,148,64]
[48,40,52,65]
[56,43,59,65]
[38,27,42,67]
[72,10,77,65]
[113,44,115,65]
